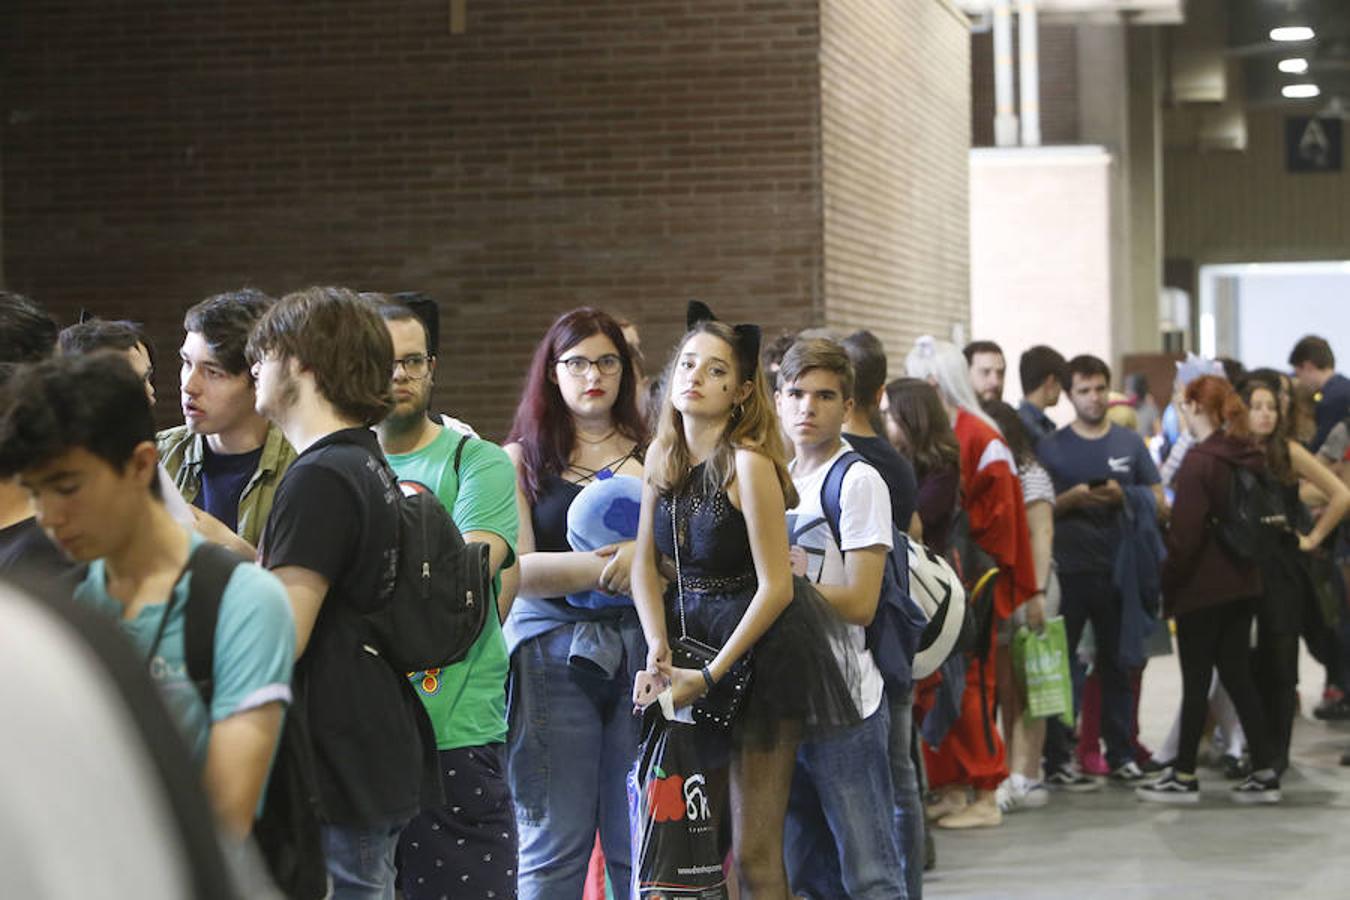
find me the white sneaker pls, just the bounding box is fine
[996,774,1049,812]
[1021,780,1051,809]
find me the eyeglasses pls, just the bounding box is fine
[556,354,622,378]
[392,354,433,379]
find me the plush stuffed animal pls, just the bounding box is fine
[566,474,643,609]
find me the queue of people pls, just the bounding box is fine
[2,285,1350,900]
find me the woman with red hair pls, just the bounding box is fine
[1138,375,1281,805]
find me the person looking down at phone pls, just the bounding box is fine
[1035,355,1164,788]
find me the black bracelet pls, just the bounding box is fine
[701,665,717,693]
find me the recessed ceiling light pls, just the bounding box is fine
[1282,83,1321,99]
[1271,26,1315,42]
[1278,58,1309,74]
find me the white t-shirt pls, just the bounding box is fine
[788,440,891,719]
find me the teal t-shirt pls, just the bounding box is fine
[73,531,296,764]
[386,428,519,750]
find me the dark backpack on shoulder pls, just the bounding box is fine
[1211,464,1287,562]
[182,543,329,900]
[944,506,999,660]
[361,438,492,673]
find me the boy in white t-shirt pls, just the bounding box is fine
[778,339,907,899]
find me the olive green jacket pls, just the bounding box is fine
[156,423,297,549]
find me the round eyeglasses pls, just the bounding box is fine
[556,354,623,378]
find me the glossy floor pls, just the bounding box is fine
[928,643,1350,899]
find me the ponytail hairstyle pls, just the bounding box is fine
[1238,377,1295,484]
[1184,374,1252,442]
[646,304,797,508]
[507,307,647,504]
[904,335,1002,435]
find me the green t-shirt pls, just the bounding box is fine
[387,427,519,750]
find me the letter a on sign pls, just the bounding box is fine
[1287,116,1343,173]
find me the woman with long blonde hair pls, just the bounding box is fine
[631,303,857,898]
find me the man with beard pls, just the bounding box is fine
[372,301,521,900]
[158,289,296,556]
[1036,355,1162,787]
[964,340,1006,404]
[250,287,436,900]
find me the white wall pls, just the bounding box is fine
[1199,262,1350,371]
[970,146,1116,424]
[1237,271,1350,371]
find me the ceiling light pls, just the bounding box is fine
[1270,26,1315,42]
[1282,83,1321,99]
[1278,58,1309,74]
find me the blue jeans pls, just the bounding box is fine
[889,686,923,900]
[507,624,642,899]
[321,821,406,900]
[785,700,905,900]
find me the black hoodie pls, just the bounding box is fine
[1161,430,1266,618]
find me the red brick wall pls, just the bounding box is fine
[820,0,971,358]
[3,0,826,439]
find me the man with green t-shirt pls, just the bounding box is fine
[374,299,521,900]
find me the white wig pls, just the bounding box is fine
[904,335,1002,434]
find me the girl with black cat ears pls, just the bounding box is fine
[631,302,858,898]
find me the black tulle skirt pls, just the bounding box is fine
[664,574,862,762]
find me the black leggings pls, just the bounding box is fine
[1253,629,1299,771]
[1176,599,1272,775]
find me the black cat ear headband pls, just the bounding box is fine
[685,300,761,379]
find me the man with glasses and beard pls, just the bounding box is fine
[373,301,521,900]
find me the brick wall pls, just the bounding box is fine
[3,0,972,439]
[819,0,971,362]
[3,0,826,439]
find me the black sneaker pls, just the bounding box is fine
[1109,761,1147,784]
[1139,757,1170,774]
[1313,696,1350,721]
[1044,765,1101,792]
[1136,769,1199,805]
[1222,754,1251,780]
[1231,773,1281,804]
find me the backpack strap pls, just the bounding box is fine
[183,543,245,710]
[452,431,470,479]
[819,450,866,550]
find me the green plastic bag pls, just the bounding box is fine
[1012,617,1073,727]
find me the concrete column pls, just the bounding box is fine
[1127,27,1163,354]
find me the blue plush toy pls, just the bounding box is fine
[566,474,644,609]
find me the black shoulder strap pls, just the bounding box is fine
[183,543,245,710]
[452,431,470,478]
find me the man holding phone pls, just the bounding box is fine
[1037,355,1163,786]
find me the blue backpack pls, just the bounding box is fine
[820,451,931,693]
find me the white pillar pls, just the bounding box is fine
[1018,0,1041,146]
[993,0,1019,147]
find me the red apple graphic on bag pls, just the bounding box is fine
[647,766,686,823]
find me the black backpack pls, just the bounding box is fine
[1211,463,1287,562]
[944,506,999,660]
[181,543,329,900]
[360,440,492,673]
